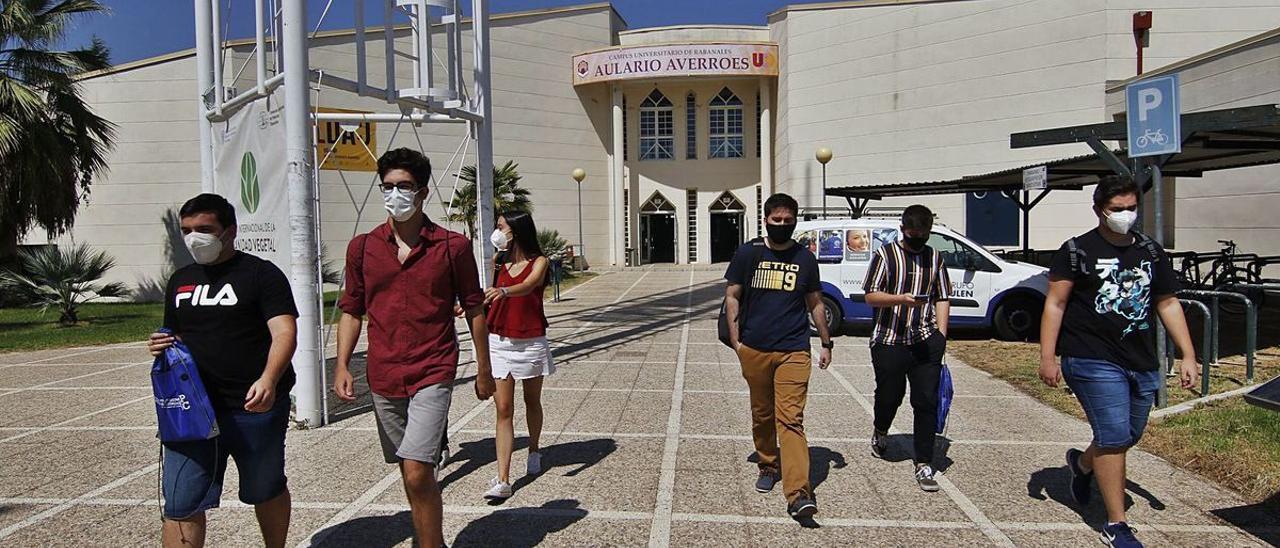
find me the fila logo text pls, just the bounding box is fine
[175,284,240,307]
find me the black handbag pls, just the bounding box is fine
[717,240,766,348]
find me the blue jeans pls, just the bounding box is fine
[1061,356,1160,449]
[161,397,290,519]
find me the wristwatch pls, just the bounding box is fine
[821,340,835,350]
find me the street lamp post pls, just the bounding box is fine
[815,147,833,218]
[572,168,586,266]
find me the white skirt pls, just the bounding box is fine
[488,334,555,380]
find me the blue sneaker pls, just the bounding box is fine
[1066,448,1093,506]
[755,468,780,493]
[1100,522,1143,548]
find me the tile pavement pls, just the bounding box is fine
[0,269,1276,546]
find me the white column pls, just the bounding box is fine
[611,86,624,266]
[473,0,495,283]
[194,0,215,192]
[758,78,773,239]
[282,0,322,427]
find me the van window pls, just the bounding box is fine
[929,233,999,272]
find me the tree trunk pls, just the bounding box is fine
[0,227,18,263]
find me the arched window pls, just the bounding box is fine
[709,87,743,159]
[639,89,674,160]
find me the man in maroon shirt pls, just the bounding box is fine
[334,148,494,548]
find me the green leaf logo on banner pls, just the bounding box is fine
[240,151,260,214]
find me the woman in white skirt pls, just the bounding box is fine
[482,210,554,500]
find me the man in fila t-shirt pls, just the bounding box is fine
[148,193,298,548]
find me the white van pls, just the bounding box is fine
[795,218,1049,340]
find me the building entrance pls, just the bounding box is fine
[710,191,747,262]
[640,192,677,264]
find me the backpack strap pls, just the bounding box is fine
[1133,231,1162,264]
[1067,237,1085,276]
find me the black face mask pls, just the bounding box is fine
[766,222,797,244]
[903,235,929,251]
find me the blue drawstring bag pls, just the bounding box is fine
[151,328,220,442]
[936,361,954,434]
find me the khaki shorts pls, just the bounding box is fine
[371,383,452,465]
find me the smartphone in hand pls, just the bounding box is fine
[913,294,930,303]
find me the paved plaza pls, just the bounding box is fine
[0,268,1277,546]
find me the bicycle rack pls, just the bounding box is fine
[1169,299,1213,403]
[1177,289,1256,385]
[550,258,563,303]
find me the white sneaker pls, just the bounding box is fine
[526,451,543,476]
[440,444,451,466]
[484,477,512,500]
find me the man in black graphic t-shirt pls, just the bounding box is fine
[1039,178,1197,548]
[147,194,298,548]
[724,193,832,522]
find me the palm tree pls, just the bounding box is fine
[446,161,532,240]
[0,0,116,259]
[0,243,126,325]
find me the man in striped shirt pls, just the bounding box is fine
[862,205,952,492]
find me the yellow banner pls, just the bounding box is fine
[315,107,377,172]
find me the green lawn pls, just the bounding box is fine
[0,272,598,354]
[0,302,164,353]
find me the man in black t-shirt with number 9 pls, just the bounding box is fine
[1039,178,1197,548]
[724,193,832,522]
[146,194,298,548]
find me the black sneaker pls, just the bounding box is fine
[1065,448,1093,506]
[787,498,818,519]
[914,463,941,492]
[871,429,888,459]
[754,468,780,493]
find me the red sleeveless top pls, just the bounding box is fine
[485,260,549,338]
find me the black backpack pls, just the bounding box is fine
[717,239,766,348]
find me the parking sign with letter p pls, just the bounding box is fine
[1126,74,1181,158]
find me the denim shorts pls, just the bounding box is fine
[161,397,290,519]
[1061,356,1161,449]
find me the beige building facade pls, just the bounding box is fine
[51,1,1280,292]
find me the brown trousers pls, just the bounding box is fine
[737,344,812,503]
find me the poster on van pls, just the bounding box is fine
[872,228,900,251]
[844,229,872,262]
[797,230,818,255]
[818,230,844,262]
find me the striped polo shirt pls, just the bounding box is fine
[862,242,952,345]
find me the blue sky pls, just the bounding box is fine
[61,1,807,65]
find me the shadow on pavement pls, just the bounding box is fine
[307,511,414,547]
[1026,465,1168,530]
[306,499,589,548]
[439,437,617,493]
[877,434,955,472]
[453,499,589,547]
[1211,492,1280,546]
[745,447,848,493]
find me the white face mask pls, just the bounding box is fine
[1104,209,1138,234]
[184,231,226,265]
[490,229,509,250]
[383,187,419,222]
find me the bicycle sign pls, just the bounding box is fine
[1135,128,1168,148]
[1126,74,1181,158]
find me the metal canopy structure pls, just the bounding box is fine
[193,0,497,428]
[824,103,1280,251]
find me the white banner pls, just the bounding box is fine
[212,89,291,272]
[572,43,779,86]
